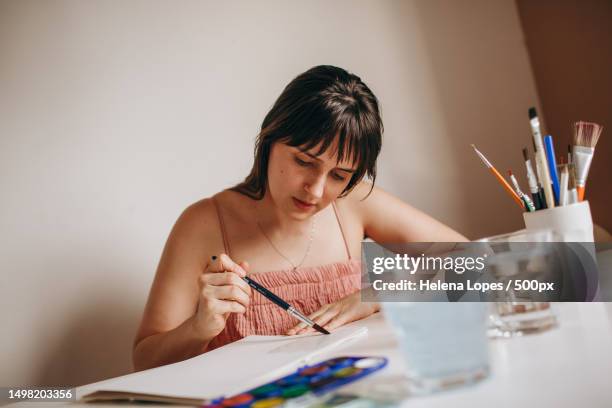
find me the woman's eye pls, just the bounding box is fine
[295,157,311,167]
[331,172,346,181]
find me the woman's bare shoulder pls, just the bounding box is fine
[209,189,256,222]
[178,197,216,231]
[339,182,467,242]
[170,194,227,254]
[177,190,253,239]
[336,181,379,216]
[333,181,379,232]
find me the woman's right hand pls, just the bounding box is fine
[193,254,252,341]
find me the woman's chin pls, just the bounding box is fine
[287,205,317,220]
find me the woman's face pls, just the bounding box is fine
[266,140,357,220]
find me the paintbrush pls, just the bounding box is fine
[567,163,578,204]
[243,276,330,335]
[528,107,555,208]
[522,147,543,210]
[558,164,569,206]
[508,170,535,212]
[572,121,603,201]
[471,144,524,209]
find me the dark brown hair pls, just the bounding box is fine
[232,65,383,199]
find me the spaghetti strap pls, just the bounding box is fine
[211,196,231,257]
[331,201,352,260]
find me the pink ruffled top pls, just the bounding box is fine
[207,198,361,351]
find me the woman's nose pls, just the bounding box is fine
[304,174,326,199]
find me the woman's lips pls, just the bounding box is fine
[292,197,316,210]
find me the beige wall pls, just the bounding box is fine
[0,0,540,387]
[516,0,612,232]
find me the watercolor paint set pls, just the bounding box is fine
[204,356,388,408]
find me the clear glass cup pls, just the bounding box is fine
[477,229,559,337]
[382,302,490,395]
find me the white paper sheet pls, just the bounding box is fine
[78,324,368,403]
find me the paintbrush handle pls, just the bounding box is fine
[544,136,560,205]
[489,167,524,208]
[244,276,328,334]
[243,276,290,310]
[535,149,556,209]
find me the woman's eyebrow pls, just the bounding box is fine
[302,151,356,173]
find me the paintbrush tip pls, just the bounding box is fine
[313,324,330,335]
[573,121,603,148]
[528,107,537,119]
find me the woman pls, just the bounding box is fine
[132,65,466,371]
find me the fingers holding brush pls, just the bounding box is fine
[206,253,248,278]
[192,255,252,340]
[287,292,379,335]
[286,304,331,335]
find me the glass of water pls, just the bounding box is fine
[382,302,490,395]
[478,229,559,337]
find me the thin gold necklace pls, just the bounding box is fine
[256,213,316,272]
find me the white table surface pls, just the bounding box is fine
[8,303,612,408]
[8,249,612,407]
[336,304,612,408]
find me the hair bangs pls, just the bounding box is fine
[285,104,371,174]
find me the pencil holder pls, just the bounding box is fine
[523,200,594,242]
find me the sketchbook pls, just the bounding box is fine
[79,324,368,406]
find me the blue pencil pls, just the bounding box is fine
[544,135,560,206]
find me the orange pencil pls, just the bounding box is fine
[471,144,524,209]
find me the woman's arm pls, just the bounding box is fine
[133,315,210,371]
[132,200,219,371]
[350,183,468,243]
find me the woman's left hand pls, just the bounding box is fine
[286,291,379,335]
